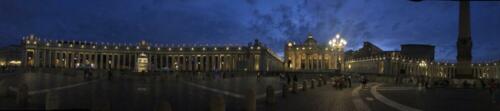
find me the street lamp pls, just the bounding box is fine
[328,34,347,50]
[329,33,347,73]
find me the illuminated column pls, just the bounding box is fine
[102,53,106,69]
[297,54,301,70]
[33,50,38,68]
[188,55,193,71]
[230,55,235,71]
[203,55,206,71]
[113,53,120,69]
[55,52,60,68]
[40,50,45,67]
[201,55,205,71]
[121,54,125,69]
[215,55,219,71]
[182,56,187,71]
[67,53,72,69]
[117,54,122,69]
[220,55,224,71]
[183,56,186,71]
[176,55,179,71]
[226,55,230,71]
[93,53,98,69]
[63,52,67,68]
[303,55,307,70]
[55,52,59,68]
[185,55,190,71]
[158,54,162,70]
[102,54,109,69]
[205,55,209,71]
[178,55,182,71]
[127,54,131,70]
[105,54,109,69]
[113,54,117,69]
[209,55,212,71]
[166,55,170,70]
[47,50,52,68]
[214,55,218,71]
[161,54,165,69]
[193,56,197,71]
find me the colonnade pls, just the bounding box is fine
[26,48,252,72]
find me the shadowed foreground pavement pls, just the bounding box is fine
[1,72,500,111]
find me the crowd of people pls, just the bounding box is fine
[0,66,19,73]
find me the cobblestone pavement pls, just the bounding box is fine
[272,85,358,111]
[0,72,322,111]
[371,83,500,111]
[3,72,500,111]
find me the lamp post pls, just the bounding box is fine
[329,33,347,73]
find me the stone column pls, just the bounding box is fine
[129,54,133,70]
[188,56,192,71]
[47,50,52,68]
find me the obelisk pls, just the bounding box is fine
[455,0,473,79]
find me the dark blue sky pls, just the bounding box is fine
[1,0,500,62]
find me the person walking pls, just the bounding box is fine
[293,75,298,83]
[107,70,113,80]
[489,79,497,103]
[286,74,291,85]
[83,69,88,80]
[361,76,368,89]
[347,75,352,88]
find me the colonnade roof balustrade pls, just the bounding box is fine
[22,35,269,52]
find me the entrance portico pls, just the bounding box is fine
[137,53,148,73]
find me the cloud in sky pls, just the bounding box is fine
[1,0,500,61]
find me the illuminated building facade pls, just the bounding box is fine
[284,33,344,72]
[0,45,22,67]
[21,35,284,72]
[346,42,500,79]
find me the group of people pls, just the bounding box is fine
[333,75,353,90]
[82,69,114,80]
[394,76,498,103]
[279,73,298,85]
[0,66,18,73]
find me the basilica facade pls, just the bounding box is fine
[284,33,344,72]
[21,35,283,72]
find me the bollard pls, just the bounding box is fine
[317,79,322,87]
[266,86,275,105]
[292,82,297,94]
[210,95,225,111]
[323,78,327,85]
[282,84,288,98]
[158,101,173,111]
[245,89,256,111]
[93,100,112,111]
[310,79,315,89]
[266,86,277,111]
[16,83,29,106]
[0,80,7,97]
[302,80,307,91]
[45,90,60,110]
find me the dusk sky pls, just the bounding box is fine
[1,0,499,62]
